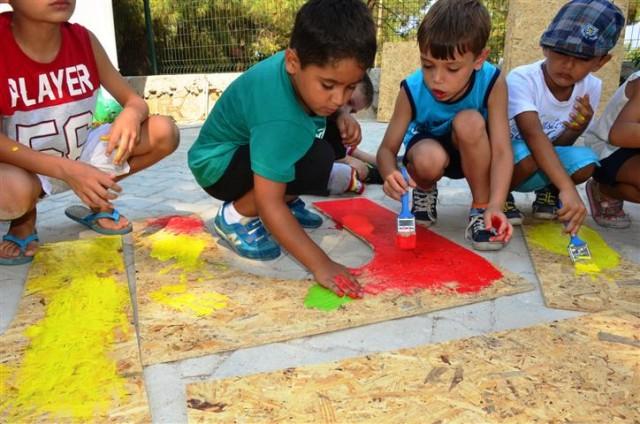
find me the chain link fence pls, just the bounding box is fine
[114,0,508,75]
[114,0,639,76]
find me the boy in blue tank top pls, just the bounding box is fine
[377,0,513,251]
[188,0,376,298]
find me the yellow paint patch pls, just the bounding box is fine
[1,237,130,421]
[148,230,228,316]
[149,230,208,272]
[527,223,620,274]
[150,284,228,316]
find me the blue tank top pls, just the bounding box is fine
[402,62,500,145]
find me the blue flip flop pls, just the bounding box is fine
[64,205,133,235]
[0,233,39,266]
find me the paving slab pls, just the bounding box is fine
[1,121,638,423]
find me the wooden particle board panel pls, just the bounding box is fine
[187,312,640,423]
[0,237,149,423]
[377,41,420,122]
[134,202,532,366]
[523,222,640,315]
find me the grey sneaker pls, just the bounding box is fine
[465,208,504,251]
[411,186,438,226]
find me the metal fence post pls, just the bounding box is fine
[143,0,158,75]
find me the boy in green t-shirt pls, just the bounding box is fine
[188,0,376,298]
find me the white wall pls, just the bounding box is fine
[0,1,118,68]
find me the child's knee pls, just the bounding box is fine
[515,155,538,176]
[411,154,446,183]
[0,166,40,220]
[452,110,486,142]
[151,115,180,156]
[571,164,595,184]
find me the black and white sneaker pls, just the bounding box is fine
[532,185,558,220]
[503,192,524,225]
[411,186,438,226]
[465,209,504,251]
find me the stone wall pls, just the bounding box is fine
[126,70,381,124]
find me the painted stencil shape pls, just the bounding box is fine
[313,198,503,295]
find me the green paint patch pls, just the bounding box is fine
[304,284,352,311]
[527,223,620,273]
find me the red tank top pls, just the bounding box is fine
[0,12,100,160]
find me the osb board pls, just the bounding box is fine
[187,312,640,423]
[523,222,640,315]
[377,41,420,122]
[134,209,532,366]
[503,0,628,112]
[0,237,149,423]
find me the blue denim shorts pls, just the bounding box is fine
[512,138,599,192]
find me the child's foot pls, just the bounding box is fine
[532,185,558,219]
[585,179,631,229]
[412,186,438,226]
[0,208,39,264]
[503,192,524,225]
[465,208,503,251]
[347,169,365,194]
[213,203,281,260]
[65,205,132,235]
[287,198,323,229]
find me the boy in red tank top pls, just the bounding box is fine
[0,0,179,265]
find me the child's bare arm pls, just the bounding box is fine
[485,74,513,242]
[253,175,362,298]
[609,78,640,147]
[377,89,414,200]
[0,133,119,209]
[89,32,149,165]
[515,112,585,233]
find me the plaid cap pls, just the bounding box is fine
[540,0,625,58]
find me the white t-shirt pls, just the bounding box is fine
[506,60,602,143]
[584,71,640,159]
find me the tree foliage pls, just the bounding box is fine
[113,0,508,75]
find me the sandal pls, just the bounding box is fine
[64,205,133,235]
[0,233,39,266]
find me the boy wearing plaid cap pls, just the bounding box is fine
[505,0,624,235]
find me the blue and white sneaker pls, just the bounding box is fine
[288,198,323,229]
[213,203,281,261]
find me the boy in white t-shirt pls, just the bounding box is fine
[505,0,624,235]
[583,71,640,229]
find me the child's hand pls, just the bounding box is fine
[106,108,142,166]
[313,260,363,298]
[483,206,512,243]
[557,188,586,235]
[564,94,593,133]
[62,160,122,210]
[383,168,414,201]
[336,113,362,147]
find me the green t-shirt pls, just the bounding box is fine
[188,51,326,187]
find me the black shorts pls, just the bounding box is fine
[324,118,347,160]
[593,147,640,186]
[203,139,334,201]
[402,131,464,179]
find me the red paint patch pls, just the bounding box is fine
[146,215,205,235]
[314,198,503,295]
